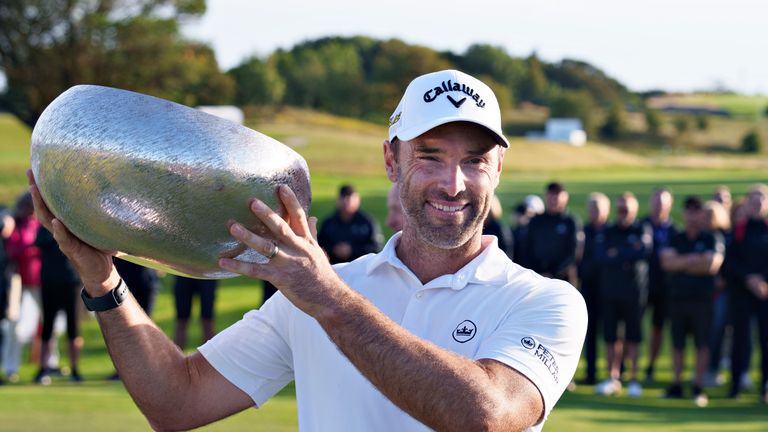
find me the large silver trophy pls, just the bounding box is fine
[30,85,311,279]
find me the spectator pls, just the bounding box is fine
[318,185,383,264]
[524,182,580,285]
[703,199,734,387]
[0,205,15,385]
[727,184,768,402]
[641,187,678,382]
[595,192,652,397]
[510,195,544,266]
[174,276,218,351]
[4,192,50,381]
[482,195,512,256]
[577,192,610,385]
[34,226,84,384]
[713,185,733,214]
[660,196,725,406]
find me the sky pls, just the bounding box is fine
[181,0,768,95]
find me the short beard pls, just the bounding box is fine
[400,189,488,250]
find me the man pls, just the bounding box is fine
[660,196,724,406]
[641,187,677,382]
[29,69,587,431]
[318,184,383,264]
[0,205,14,385]
[595,192,652,397]
[728,184,768,402]
[524,183,580,285]
[577,192,610,385]
[510,195,544,266]
[385,182,404,232]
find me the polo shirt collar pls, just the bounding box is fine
[366,232,513,290]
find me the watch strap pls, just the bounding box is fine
[81,279,128,312]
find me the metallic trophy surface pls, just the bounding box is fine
[30,85,311,279]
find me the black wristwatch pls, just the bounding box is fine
[81,279,128,312]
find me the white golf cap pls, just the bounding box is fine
[388,69,509,148]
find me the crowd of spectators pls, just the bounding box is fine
[1,181,767,409]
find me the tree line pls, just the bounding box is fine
[0,0,661,137]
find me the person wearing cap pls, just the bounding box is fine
[660,196,724,406]
[317,184,383,264]
[523,182,581,285]
[510,196,544,266]
[28,69,587,431]
[594,192,652,398]
[577,192,610,385]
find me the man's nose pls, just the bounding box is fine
[439,163,467,197]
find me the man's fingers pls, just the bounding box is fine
[219,257,269,279]
[229,222,279,258]
[249,199,299,246]
[278,186,310,239]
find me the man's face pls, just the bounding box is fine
[714,189,731,209]
[747,189,768,219]
[588,200,609,225]
[650,190,672,218]
[385,122,502,249]
[683,207,703,230]
[616,196,638,226]
[545,190,568,214]
[337,193,360,217]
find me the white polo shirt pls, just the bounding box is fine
[199,233,587,431]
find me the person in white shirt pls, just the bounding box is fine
[28,69,587,431]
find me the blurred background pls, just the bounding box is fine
[0,1,766,430]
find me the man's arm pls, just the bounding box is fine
[220,186,544,431]
[28,171,252,431]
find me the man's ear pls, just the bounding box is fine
[383,140,398,182]
[493,146,505,188]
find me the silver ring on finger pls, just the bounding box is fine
[266,241,279,260]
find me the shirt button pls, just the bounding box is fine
[415,292,423,299]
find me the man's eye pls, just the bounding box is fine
[418,156,438,161]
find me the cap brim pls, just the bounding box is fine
[394,116,509,148]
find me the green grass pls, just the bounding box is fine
[661,94,768,120]
[2,109,768,430]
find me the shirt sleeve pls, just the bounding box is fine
[473,279,587,421]
[198,293,296,408]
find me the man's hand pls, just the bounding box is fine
[746,274,768,300]
[27,169,120,295]
[219,185,343,318]
[332,242,352,261]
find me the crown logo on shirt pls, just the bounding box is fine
[452,320,477,343]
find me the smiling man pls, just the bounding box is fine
[30,70,587,432]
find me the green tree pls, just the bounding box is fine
[644,107,662,135]
[674,116,690,135]
[549,90,596,137]
[0,0,234,127]
[518,53,548,103]
[600,103,628,140]
[695,115,710,131]
[457,44,525,103]
[741,130,763,153]
[228,56,285,106]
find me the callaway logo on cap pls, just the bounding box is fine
[388,69,509,148]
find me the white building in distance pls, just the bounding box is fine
[527,118,587,146]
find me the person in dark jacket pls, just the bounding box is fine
[595,192,652,397]
[318,185,383,264]
[641,187,678,382]
[660,196,725,406]
[524,182,580,285]
[727,184,768,402]
[34,226,83,384]
[0,206,15,385]
[577,192,610,385]
[482,195,512,256]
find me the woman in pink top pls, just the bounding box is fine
[3,192,43,381]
